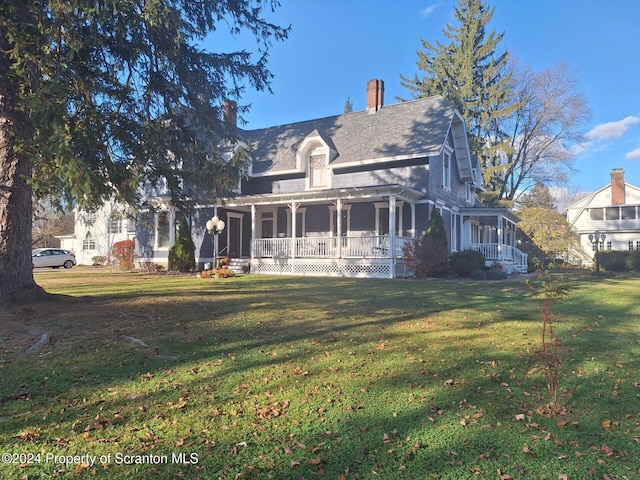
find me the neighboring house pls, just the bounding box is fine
[58,200,136,265]
[64,79,528,277]
[567,168,640,261]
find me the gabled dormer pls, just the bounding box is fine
[297,129,338,190]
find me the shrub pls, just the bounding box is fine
[598,251,629,272]
[468,269,507,281]
[111,240,136,271]
[469,269,486,280]
[169,218,196,272]
[629,251,640,271]
[484,270,508,280]
[91,255,106,266]
[403,237,449,278]
[450,249,485,277]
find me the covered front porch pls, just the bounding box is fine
[202,187,528,278]
[460,207,528,273]
[215,185,421,278]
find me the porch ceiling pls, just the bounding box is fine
[459,207,521,225]
[222,184,424,207]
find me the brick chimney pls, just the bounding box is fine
[222,99,237,128]
[367,79,384,113]
[611,168,626,205]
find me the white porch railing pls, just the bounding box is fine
[468,243,528,272]
[252,236,412,259]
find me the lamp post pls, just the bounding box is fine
[206,215,225,269]
[588,230,606,272]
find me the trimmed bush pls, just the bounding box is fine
[629,251,640,271]
[450,249,486,277]
[469,269,486,280]
[485,269,508,280]
[598,251,630,272]
[112,240,136,270]
[169,218,196,272]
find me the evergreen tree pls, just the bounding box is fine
[403,206,450,278]
[169,218,196,272]
[401,0,517,205]
[424,206,448,246]
[344,96,353,113]
[0,0,289,305]
[517,182,557,211]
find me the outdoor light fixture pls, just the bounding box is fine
[206,215,225,268]
[588,230,606,272]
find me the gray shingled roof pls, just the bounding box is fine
[243,95,456,175]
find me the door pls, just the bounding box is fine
[228,215,242,258]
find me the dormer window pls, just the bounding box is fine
[297,130,336,190]
[309,153,328,188]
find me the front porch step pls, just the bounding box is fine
[227,258,249,274]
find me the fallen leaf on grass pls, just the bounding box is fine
[601,444,614,456]
[496,469,513,480]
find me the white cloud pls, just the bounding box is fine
[420,2,442,18]
[625,146,640,160]
[586,115,640,140]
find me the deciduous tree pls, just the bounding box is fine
[0,0,289,305]
[490,62,591,203]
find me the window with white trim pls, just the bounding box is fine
[442,149,451,191]
[108,214,121,234]
[156,211,171,248]
[82,233,95,251]
[309,154,328,188]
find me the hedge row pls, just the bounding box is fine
[597,250,640,272]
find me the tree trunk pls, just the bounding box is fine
[0,44,47,306]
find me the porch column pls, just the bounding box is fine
[410,203,416,239]
[336,198,343,258]
[388,195,396,266]
[250,205,256,258]
[497,214,504,259]
[290,202,298,258]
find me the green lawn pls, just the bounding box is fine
[1,270,639,479]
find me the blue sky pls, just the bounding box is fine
[204,1,640,195]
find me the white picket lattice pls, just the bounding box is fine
[251,258,394,278]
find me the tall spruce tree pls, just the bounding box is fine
[0,0,289,305]
[401,0,517,206]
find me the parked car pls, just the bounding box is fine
[32,248,76,269]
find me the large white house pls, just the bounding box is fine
[62,79,527,277]
[58,200,136,266]
[567,168,640,260]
